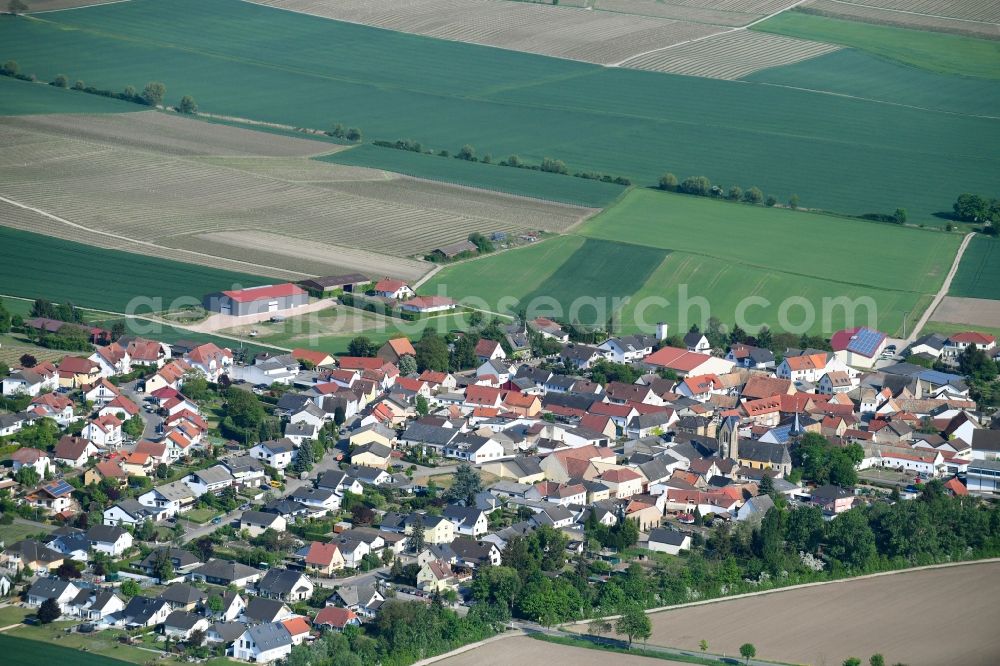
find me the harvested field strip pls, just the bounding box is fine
[0,122,574,270]
[322,145,624,208]
[593,0,765,27]
[0,111,341,157]
[196,156,388,183]
[947,235,1000,299]
[621,30,840,79]
[0,199,305,280]
[743,47,1000,117]
[642,561,1000,666]
[0,339,69,367]
[0,76,133,115]
[248,0,726,65]
[0,225,271,312]
[800,1,1000,39]
[2,0,997,223]
[753,11,1000,78]
[0,633,137,666]
[173,230,430,282]
[930,296,1000,329]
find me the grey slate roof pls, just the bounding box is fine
[28,577,74,600]
[165,610,204,631]
[243,596,289,623]
[257,568,308,596]
[648,528,687,546]
[246,622,293,650]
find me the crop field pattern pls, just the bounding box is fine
[801,0,1000,39]
[0,0,997,224]
[249,0,727,64]
[426,189,957,336]
[0,115,589,280]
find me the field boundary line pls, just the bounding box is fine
[0,195,312,280]
[907,231,975,343]
[819,0,1000,26]
[561,557,1000,627]
[612,0,810,67]
[411,629,527,666]
[27,0,132,14]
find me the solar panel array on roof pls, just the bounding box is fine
[846,328,885,357]
[45,480,74,495]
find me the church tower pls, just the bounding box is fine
[718,415,740,461]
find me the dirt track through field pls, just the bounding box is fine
[645,560,1000,665]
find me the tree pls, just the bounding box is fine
[415,331,449,372]
[870,655,885,666]
[587,618,612,637]
[14,466,39,488]
[615,604,651,648]
[679,176,711,196]
[396,354,417,376]
[409,515,425,553]
[953,193,989,222]
[189,628,206,647]
[348,336,376,357]
[152,551,174,581]
[728,185,742,201]
[415,394,429,417]
[19,353,36,368]
[37,598,61,624]
[740,643,757,665]
[700,639,708,653]
[789,194,800,209]
[894,208,907,224]
[658,172,677,191]
[73,80,85,90]
[743,186,763,204]
[825,508,876,571]
[444,464,482,505]
[156,462,169,479]
[334,405,346,426]
[123,84,136,100]
[2,59,18,75]
[457,144,476,161]
[844,659,861,666]
[178,95,197,114]
[223,387,265,434]
[345,127,362,142]
[123,414,144,439]
[766,195,777,207]
[51,74,68,88]
[120,579,141,598]
[142,81,166,107]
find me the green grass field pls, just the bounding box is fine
[753,11,1000,80]
[321,145,627,208]
[0,226,270,312]
[425,189,956,335]
[0,75,134,115]
[921,320,1000,342]
[948,235,1000,300]
[0,519,55,546]
[1,628,153,665]
[0,0,996,224]
[744,48,1000,118]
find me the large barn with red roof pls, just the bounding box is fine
[203,283,308,316]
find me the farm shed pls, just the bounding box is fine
[299,273,369,297]
[203,283,308,316]
[431,240,478,260]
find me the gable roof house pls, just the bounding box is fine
[190,559,261,588]
[377,337,417,364]
[233,622,294,664]
[54,435,98,471]
[304,542,345,577]
[373,278,414,300]
[314,606,361,632]
[27,578,80,612]
[255,568,314,603]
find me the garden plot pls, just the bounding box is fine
[248,0,725,64]
[621,29,840,79]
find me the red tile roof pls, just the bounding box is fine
[304,542,341,567]
[222,283,305,303]
[949,331,995,345]
[314,606,358,628]
[374,278,408,293]
[384,338,416,357]
[281,616,311,637]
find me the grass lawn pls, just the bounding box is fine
[321,144,627,208]
[753,11,1000,79]
[948,235,1000,300]
[4,626,158,665]
[0,0,996,223]
[0,605,30,627]
[920,321,1000,342]
[0,226,269,313]
[0,520,56,545]
[182,507,221,524]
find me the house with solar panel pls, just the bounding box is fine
[831,326,888,369]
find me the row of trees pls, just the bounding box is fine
[658,172,794,208]
[953,192,1000,232]
[328,123,363,142]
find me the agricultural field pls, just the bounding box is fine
[2,626,157,666]
[0,116,583,279]
[642,561,1000,666]
[425,189,955,335]
[322,145,626,208]
[920,319,1000,342]
[592,0,786,27]
[621,29,840,79]
[437,635,681,666]
[800,0,1000,39]
[0,76,132,116]
[0,0,996,223]
[948,235,1000,300]
[0,225,270,313]
[753,11,1000,78]
[744,47,1000,117]
[811,0,1000,23]
[249,0,726,65]
[928,297,1000,330]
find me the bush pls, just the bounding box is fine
[178,95,198,114]
[743,186,763,204]
[345,127,362,142]
[540,157,568,175]
[679,176,711,196]
[658,172,677,191]
[766,195,777,207]
[51,74,69,88]
[73,80,86,91]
